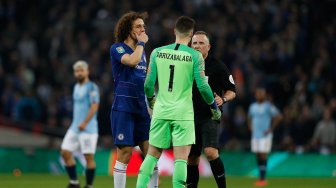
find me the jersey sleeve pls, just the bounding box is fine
[193,52,214,105]
[144,49,158,98]
[110,44,127,62]
[89,83,100,104]
[270,104,280,117]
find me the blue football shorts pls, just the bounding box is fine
[110,110,150,146]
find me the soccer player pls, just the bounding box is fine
[187,31,236,188]
[136,16,221,188]
[109,11,158,188]
[61,60,100,188]
[248,87,282,186]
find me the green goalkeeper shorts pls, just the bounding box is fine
[149,118,195,149]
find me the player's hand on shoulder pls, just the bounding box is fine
[209,101,221,121]
[136,32,148,43]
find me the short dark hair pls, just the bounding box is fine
[114,11,148,42]
[194,31,211,43]
[175,16,196,35]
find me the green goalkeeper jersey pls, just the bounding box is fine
[145,43,214,120]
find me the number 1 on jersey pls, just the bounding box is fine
[168,65,175,92]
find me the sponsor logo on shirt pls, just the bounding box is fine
[135,65,147,70]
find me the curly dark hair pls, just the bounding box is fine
[114,11,148,42]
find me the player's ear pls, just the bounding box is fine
[188,30,193,38]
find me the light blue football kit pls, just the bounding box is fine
[248,101,280,139]
[69,81,100,134]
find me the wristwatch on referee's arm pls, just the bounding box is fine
[222,97,227,104]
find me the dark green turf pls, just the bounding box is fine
[0,174,335,188]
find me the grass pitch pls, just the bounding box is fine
[0,174,335,188]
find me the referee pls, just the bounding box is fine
[187,31,236,188]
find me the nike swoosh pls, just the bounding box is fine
[217,173,225,178]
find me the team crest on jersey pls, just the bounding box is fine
[118,133,124,140]
[116,46,125,53]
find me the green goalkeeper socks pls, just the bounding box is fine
[137,156,187,188]
[136,154,158,188]
[173,159,187,188]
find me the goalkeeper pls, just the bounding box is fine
[136,16,221,188]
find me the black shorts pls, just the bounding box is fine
[189,116,220,157]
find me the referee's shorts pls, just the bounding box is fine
[189,116,221,157]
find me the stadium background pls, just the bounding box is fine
[0,0,336,186]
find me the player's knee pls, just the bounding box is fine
[188,155,200,165]
[204,147,219,161]
[84,154,95,162]
[61,150,72,160]
[84,154,96,168]
[118,154,131,164]
[260,153,268,160]
[117,148,132,163]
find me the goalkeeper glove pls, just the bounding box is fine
[147,96,156,109]
[209,101,221,121]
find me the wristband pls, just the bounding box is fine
[210,101,218,109]
[147,96,154,102]
[137,41,145,47]
[223,97,227,103]
[147,94,155,102]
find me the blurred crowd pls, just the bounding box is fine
[0,0,335,154]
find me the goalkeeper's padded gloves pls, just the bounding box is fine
[147,96,156,109]
[210,101,221,121]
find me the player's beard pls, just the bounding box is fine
[76,76,85,84]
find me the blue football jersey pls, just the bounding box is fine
[69,81,100,134]
[110,42,148,115]
[248,101,279,138]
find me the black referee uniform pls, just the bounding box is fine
[190,54,236,157]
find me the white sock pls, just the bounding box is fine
[148,165,159,188]
[113,160,127,188]
[69,180,79,184]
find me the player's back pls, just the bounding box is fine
[151,43,200,120]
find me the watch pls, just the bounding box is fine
[223,97,227,103]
